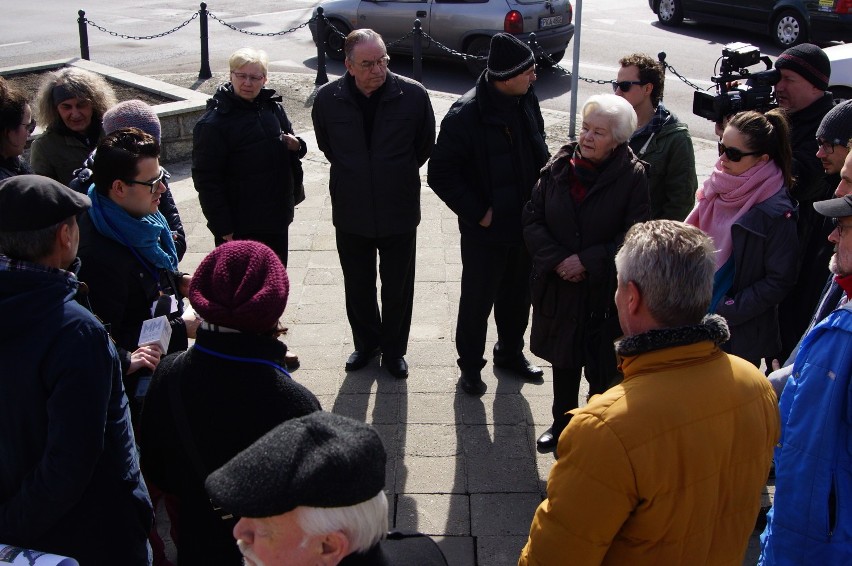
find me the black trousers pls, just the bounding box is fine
[215,231,289,267]
[336,228,416,357]
[456,235,531,371]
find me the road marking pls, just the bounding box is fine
[0,41,30,48]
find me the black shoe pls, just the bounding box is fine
[494,355,544,380]
[383,356,409,379]
[345,348,380,371]
[536,427,558,453]
[458,370,487,395]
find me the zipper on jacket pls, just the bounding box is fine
[828,472,837,537]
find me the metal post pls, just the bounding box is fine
[568,0,582,140]
[315,7,329,86]
[412,19,423,84]
[657,51,667,102]
[78,10,90,60]
[198,3,212,80]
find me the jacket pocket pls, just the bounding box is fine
[531,274,558,319]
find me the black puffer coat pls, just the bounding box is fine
[522,142,649,368]
[428,74,549,244]
[192,84,305,238]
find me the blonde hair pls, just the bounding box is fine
[35,67,116,131]
[229,48,269,75]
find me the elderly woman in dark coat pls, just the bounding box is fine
[523,93,650,452]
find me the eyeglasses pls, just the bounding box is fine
[717,142,762,162]
[817,138,836,155]
[611,80,647,93]
[231,71,265,83]
[355,56,390,71]
[123,167,168,193]
[833,217,852,237]
[21,119,36,135]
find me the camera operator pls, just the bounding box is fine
[773,43,836,360]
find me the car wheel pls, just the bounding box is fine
[657,0,683,26]
[772,10,807,48]
[539,49,566,68]
[465,36,491,77]
[831,86,852,103]
[323,19,350,61]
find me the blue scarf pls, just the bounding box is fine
[86,184,179,271]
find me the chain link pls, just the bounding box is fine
[207,11,316,37]
[85,12,198,41]
[660,60,708,92]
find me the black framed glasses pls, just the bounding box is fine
[123,167,168,193]
[833,217,852,237]
[230,71,265,83]
[21,119,36,135]
[717,142,762,162]
[611,80,647,93]
[817,138,836,155]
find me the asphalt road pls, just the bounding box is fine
[1,0,793,142]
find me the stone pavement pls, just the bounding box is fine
[160,74,764,565]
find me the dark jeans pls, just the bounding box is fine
[456,235,531,371]
[215,231,289,267]
[335,228,416,357]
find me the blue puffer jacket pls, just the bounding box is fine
[759,301,852,565]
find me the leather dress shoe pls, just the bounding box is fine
[383,356,409,379]
[344,348,380,371]
[458,370,487,395]
[536,427,558,453]
[494,355,544,380]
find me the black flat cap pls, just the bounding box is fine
[205,412,386,518]
[0,175,90,232]
[814,195,852,218]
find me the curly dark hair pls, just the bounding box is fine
[619,53,664,107]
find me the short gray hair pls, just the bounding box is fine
[0,218,70,262]
[344,29,385,60]
[615,220,715,327]
[582,94,637,145]
[295,491,387,554]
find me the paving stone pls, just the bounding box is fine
[470,493,542,536]
[435,536,476,566]
[466,453,540,493]
[396,456,465,493]
[396,493,469,535]
[406,392,461,424]
[476,535,530,566]
[402,424,461,457]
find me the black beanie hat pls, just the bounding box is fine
[205,412,386,518]
[774,43,831,91]
[816,100,852,147]
[487,33,535,81]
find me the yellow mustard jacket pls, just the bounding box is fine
[520,339,779,566]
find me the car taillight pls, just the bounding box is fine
[504,10,524,34]
[836,0,851,14]
[568,2,573,24]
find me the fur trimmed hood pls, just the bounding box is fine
[615,314,729,358]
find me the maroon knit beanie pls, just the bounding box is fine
[189,240,289,334]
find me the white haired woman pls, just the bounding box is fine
[523,93,650,452]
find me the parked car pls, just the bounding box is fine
[649,0,852,48]
[826,42,852,100]
[309,0,574,75]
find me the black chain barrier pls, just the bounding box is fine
[207,11,316,37]
[84,12,199,41]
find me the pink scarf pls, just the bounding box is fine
[685,158,784,268]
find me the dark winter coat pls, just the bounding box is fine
[523,142,650,367]
[428,74,549,244]
[312,71,435,238]
[140,328,321,565]
[30,126,101,186]
[0,259,151,565]
[716,190,799,362]
[0,156,32,181]
[192,84,306,238]
[77,211,189,376]
[340,531,448,565]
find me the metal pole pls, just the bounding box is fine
[569,0,582,140]
[198,2,212,80]
[412,19,423,84]
[78,10,90,60]
[315,7,329,86]
[657,51,667,102]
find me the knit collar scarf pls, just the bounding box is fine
[615,314,730,358]
[86,184,179,271]
[632,102,671,139]
[568,152,602,204]
[685,158,783,269]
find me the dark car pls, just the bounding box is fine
[649,0,852,47]
[309,0,574,75]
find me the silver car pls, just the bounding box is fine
[309,0,574,75]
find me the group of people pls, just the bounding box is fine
[2,24,852,565]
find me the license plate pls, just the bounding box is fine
[540,15,563,29]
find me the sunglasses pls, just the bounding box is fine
[717,142,762,162]
[611,80,648,93]
[123,167,168,193]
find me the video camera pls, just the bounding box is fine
[693,42,779,123]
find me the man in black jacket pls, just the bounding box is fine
[428,33,550,394]
[311,29,435,379]
[0,175,152,564]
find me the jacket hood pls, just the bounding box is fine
[0,265,80,341]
